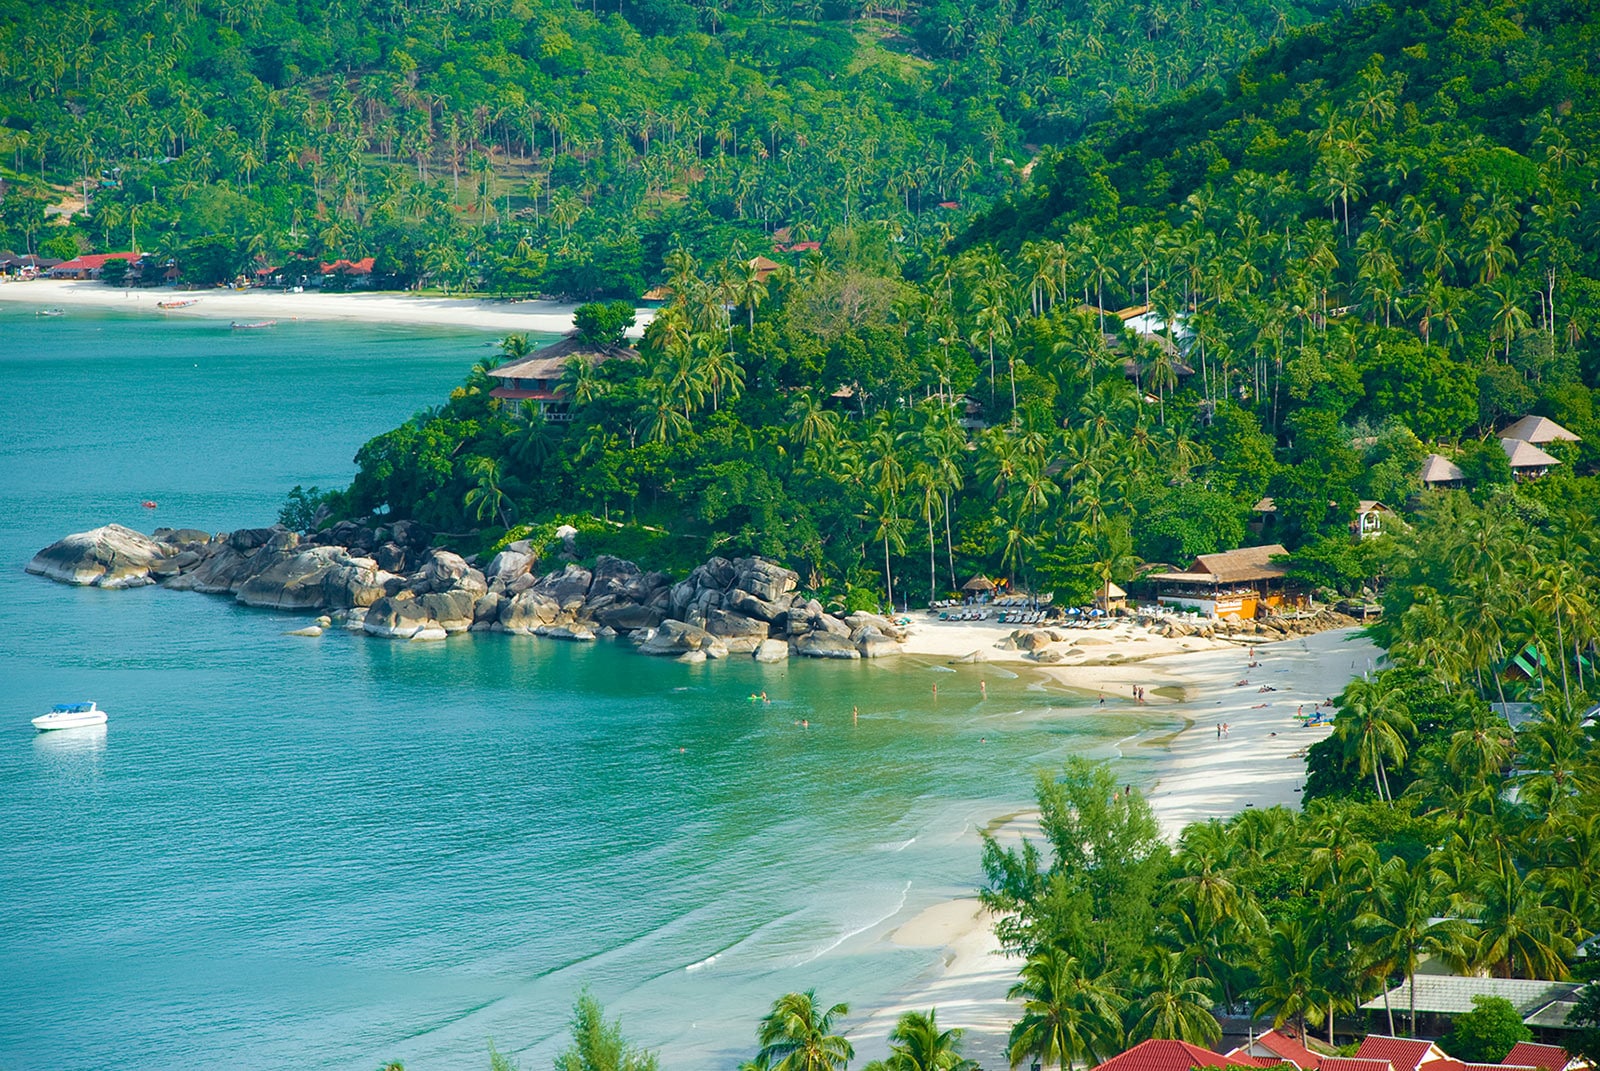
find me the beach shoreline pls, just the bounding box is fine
[0,277,655,334]
[849,626,1379,1065]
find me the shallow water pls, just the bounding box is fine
[0,307,1163,1071]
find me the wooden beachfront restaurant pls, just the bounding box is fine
[1141,544,1304,620]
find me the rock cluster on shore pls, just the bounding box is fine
[26,522,906,661]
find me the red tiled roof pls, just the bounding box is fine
[1504,1044,1572,1071]
[320,256,375,274]
[1320,1059,1393,1071]
[1356,1037,1446,1071]
[1097,1039,1268,1071]
[53,252,140,271]
[1229,1029,1322,1070]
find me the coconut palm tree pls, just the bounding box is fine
[756,991,854,1071]
[1356,857,1469,1035]
[463,455,512,527]
[1469,865,1575,979]
[863,1010,975,1071]
[1331,677,1414,802]
[1247,917,1324,1042]
[1006,945,1125,1070]
[1126,950,1221,1047]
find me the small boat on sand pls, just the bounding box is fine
[230,320,276,330]
[157,299,199,310]
[33,702,108,731]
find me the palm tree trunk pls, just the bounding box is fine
[884,535,894,613]
[1382,980,1395,1036]
[927,507,936,608]
[943,490,957,589]
[1555,608,1571,712]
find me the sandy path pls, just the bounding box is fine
[850,627,1381,1064]
[0,278,656,334]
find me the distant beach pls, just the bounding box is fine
[0,278,655,334]
[850,626,1378,1067]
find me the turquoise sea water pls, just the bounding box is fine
[0,307,1165,1071]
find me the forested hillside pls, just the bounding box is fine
[279,0,1600,624]
[0,0,1333,291]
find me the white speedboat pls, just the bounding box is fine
[33,702,108,731]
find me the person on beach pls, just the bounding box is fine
[1216,723,1221,738]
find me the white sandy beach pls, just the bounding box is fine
[854,626,1381,1065]
[0,277,655,334]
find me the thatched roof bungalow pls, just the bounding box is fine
[1143,543,1301,619]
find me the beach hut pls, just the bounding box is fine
[961,575,996,597]
[1094,582,1128,614]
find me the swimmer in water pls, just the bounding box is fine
[801,719,809,728]
[852,705,859,723]
[980,680,987,697]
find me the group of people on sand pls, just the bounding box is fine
[1215,722,1231,736]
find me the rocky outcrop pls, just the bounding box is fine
[27,524,170,588]
[753,638,790,663]
[28,524,889,667]
[635,620,729,659]
[235,545,344,610]
[794,631,861,659]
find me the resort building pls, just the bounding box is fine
[1420,453,1466,488]
[1093,1034,1588,1071]
[1498,415,1582,447]
[1225,1028,1324,1069]
[1093,1038,1279,1071]
[1352,500,1397,538]
[1501,437,1562,479]
[1359,979,1587,1042]
[1145,544,1300,619]
[0,250,61,277]
[1252,498,1396,539]
[1353,1036,1455,1071]
[487,332,639,423]
[47,251,140,279]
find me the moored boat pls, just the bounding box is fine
[230,319,277,329]
[32,702,108,731]
[157,298,199,310]
[36,308,64,317]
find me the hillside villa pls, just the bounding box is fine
[487,332,639,423]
